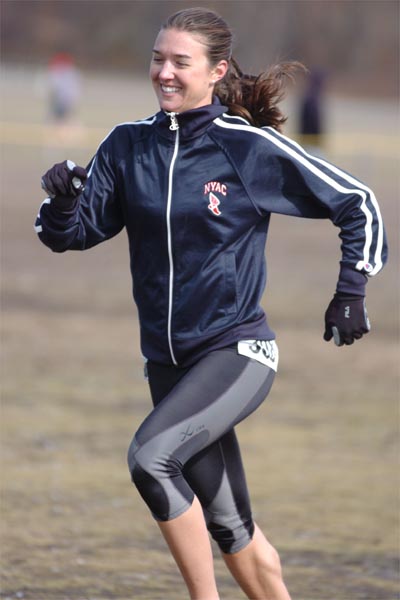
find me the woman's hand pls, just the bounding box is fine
[41,160,87,199]
[323,293,370,346]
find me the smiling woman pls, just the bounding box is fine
[150,28,227,114]
[35,6,387,600]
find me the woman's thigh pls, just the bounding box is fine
[137,347,275,464]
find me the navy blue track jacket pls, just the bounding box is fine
[35,102,387,366]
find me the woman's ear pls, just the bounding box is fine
[212,60,228,83]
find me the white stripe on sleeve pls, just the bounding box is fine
[214,118,384,276]
[266,127,384,275]
[34,197,51,234]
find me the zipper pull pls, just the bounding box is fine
[168,112,179,131]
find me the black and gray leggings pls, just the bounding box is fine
[127,344,276,554]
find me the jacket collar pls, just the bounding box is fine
[155,98,227,140]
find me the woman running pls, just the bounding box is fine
[36,8,387,599]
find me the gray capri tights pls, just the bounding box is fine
[127,345,275,554]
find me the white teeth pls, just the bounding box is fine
[161,85,180,93]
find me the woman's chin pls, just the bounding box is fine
[160,102,182,113]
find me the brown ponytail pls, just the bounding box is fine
[215,59,305,131]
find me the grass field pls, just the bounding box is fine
[1,68,399,599]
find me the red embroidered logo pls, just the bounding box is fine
[208,192,221,216]
[204,181,227,217]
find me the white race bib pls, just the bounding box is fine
[237,339,279,372]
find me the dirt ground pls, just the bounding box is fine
[1,68,399,600]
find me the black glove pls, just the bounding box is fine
[323,293,370,346]
[41,159,87,200]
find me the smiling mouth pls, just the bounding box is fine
[160,85,181,94]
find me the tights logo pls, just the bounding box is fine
[180,425,194,442]
[204,181,228,216]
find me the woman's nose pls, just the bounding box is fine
[159,61,174,80]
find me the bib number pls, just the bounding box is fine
[237,340,279,372]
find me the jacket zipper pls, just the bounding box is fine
[166,112,179,365]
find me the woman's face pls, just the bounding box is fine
[150,28,227,114]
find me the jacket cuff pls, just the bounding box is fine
[336,263,367,296]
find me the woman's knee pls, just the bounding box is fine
[206,511,255,554]
[127,434,169,488]
[128,434,182,479]
[221,524,283,578]
[127,436,154,502]
[127,434,191,520]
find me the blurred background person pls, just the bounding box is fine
[298,68,327,155]
[47,51,81,124]
[44,51,83,150]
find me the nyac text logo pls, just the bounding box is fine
[203,181,228,216]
